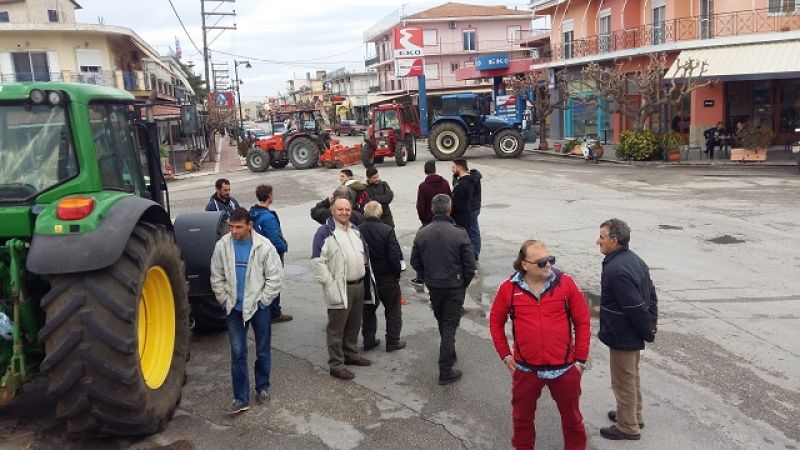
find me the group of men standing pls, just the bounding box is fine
[203,168,660,450]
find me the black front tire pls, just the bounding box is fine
[189,295,227,333]
[361,141,375,167]
[428,123,467,160]
[246,150,269,172]
[394,141,409,166]
[39,223,190,437]
[407,138,417,162]
[493,129,525,158]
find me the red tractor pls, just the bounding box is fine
[361,103,421,167]
[246,109,330,171]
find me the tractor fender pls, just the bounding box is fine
[173,211,228,297]
[431,118,468,131]
[26,196,172,275]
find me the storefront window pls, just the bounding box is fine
[570,100,598,137]
[752,80,773,128]
[778,79,800,133]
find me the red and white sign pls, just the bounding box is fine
[393,26,424,58]
[395,58,424,77]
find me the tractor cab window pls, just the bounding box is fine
[376,109,400,130]
[0,103,78,202]
[89,103,144,196]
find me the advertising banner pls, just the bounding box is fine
[494,94,517,122]
[395,58,425,77]
[393,26,424,58]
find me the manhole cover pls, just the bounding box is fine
[708,235,745,244]
[659,224,683,230]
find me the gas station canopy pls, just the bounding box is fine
[454,56,536,81]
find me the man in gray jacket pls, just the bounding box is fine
[311,197,376,381]
[211,207,283,414]
[411,194,476,385]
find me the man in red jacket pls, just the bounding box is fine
[490,240,591,450]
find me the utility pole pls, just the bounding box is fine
[200,0,236,92]
[233,60,250,131]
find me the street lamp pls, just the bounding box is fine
[233,59,251,137]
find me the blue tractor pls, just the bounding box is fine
[427,93,525,160]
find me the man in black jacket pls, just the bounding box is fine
[453,164,482,260]
[411,194,476,385]
[310,187,364,225]
[450,159,474,232]
[596,218,658,441]
[358,201,405,352]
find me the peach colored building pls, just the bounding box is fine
[364,2,534,118]
[528,0,800,146]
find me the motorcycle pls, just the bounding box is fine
[581,135,604,164]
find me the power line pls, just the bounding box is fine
[212,48,365,67]
[167,0,202,55]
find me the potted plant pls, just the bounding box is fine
[564,139,581,155]
[661,131,685,162]
[731,125,773,161]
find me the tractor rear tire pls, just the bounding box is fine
[429,123,467,160]
[188,295,227,333]
[407,138,417,162]
[493,129,525,158]
[39,223,190,437]
[395,142,409,166]
[246,150,269,172]
[288,136,320,170]
[361,141,375,167]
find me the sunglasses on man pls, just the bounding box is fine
[524,256,556,268]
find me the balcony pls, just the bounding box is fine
[0,72,64,83]
[545,7,800,62]
[365,56,380,67]
[0,69,182,100]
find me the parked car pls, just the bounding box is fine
[333,119,366,136]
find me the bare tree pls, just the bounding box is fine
[580,52,709,131]
[505,70,571,150]
[204,99,236,136]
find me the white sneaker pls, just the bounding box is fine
[400,260,407,271]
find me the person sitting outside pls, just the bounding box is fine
[703,121,725,159]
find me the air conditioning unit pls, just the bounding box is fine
[448,21,457,29]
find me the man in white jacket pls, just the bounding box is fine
[311,196,375,381]
[211,207,283,414]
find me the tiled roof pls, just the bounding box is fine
[139,104,182,120]
[405,2,531,19]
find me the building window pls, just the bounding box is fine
[507,25,521,42]
[463,30,476,51]
[598,12,611,53]
[652,5,666,45]
[423,29,438,46]
[769,0,797,13]
[563,31,574,59]
[48,9,58,22]
[12,52,50,82]
[0,11,9,22]
[450,63,459,72]
[424,63,439,80]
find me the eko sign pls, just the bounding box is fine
[393,26,424,58]
[395,58,424,77]
[475,53,510,71]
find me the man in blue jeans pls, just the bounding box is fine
[211,207,283,414]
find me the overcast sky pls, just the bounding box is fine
[76,0,532,101]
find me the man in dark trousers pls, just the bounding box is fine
[365,167,406,271]
[413,160,452,285]
[358,201,405,352]
[453,164,482,260]
[596,218,658,441]
[249,184,292,324]
[411,194,475,385]
[450,159,475,232]
[205,178,240,221]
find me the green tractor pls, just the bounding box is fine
[0,82,225,437]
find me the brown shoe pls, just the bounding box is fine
[600,425,640,440]
[271,314,293,323]
[607,410,644,429]
[329,368,355,381]
[344,356,372,366]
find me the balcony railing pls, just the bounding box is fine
[0,72,64,83]
[544,7,800,62]
[69,70,116,87]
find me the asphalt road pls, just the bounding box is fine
[2,137,799,450]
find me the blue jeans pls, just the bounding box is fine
[468,208,481,259]
[227,306,271,404]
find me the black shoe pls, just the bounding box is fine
[386,340,406,352]
[438,369,463,385]
[600,425,640,440]
[329,368,355,381]
[344,356,372,366]
[607,410,644,428]
[363,338,381,352]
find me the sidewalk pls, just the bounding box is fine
[526,141,799,167]
[171,135,247,181]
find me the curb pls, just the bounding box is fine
[524,148,798,167]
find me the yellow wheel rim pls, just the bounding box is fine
[137,266,176,389]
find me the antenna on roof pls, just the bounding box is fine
[97,16,105,24]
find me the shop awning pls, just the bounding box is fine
[667,41,800,81]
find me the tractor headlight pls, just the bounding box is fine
[30,89,47,104]
[47,90,65,106]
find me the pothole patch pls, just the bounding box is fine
[707,235,745,244]
[658,224,683,230]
